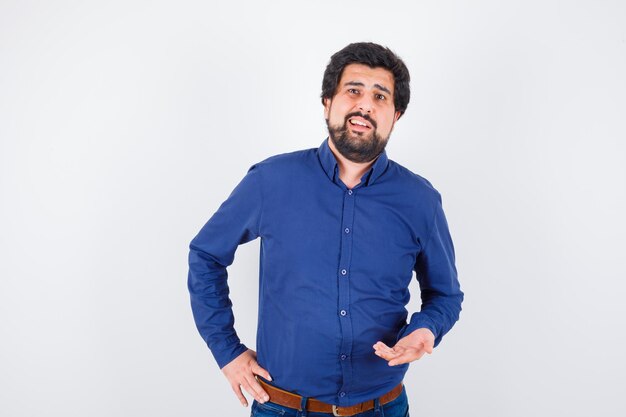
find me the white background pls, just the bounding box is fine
[1,1,625,416]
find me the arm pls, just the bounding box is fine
[187,164,271,406]
[374,193,463,365]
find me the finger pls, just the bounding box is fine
[374,346,403,361]
[240,378,263,404]
[374,350,393,360]
[373,341,392,350]
[373,341,396,354]
[252,363,273,382]
[231,383,249,407]
[242,374,268,403]
[410,338,433,355]
[388,351,415,366]
[389,349,426,366]
[246,373,270,402]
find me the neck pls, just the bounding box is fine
[327,137,377,188]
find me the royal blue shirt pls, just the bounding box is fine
[188,138,463,406]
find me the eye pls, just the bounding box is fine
[348,88,360,95]
[375,94,386,101]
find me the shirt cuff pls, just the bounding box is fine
[210,336,249,369]
[396,313,439,346]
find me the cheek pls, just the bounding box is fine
[329,109,346,124]
[378,113,394,131]
[377,116,393,133]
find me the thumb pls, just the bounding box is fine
[252,363,273,381]
[424,342,434,354]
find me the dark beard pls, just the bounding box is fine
[326,112,389,163]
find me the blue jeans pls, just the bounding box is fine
[250,385,410,417]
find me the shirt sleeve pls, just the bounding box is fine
[187,164,263,368]
[396,193,464,348]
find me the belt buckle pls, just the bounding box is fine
[332,405,346,417]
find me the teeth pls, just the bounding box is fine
[350,119,368,127]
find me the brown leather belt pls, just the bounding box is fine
[257,377,403,417]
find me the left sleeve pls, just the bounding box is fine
[187,164,263,368]
[397,193,464,347]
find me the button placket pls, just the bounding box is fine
[336,187,356,401]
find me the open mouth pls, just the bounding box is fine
[347,117,372,130]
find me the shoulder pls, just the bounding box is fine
[258,147,317,166]
[386,159,442,204]
[248,147,318,177]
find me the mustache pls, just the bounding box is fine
[344,112,377,129]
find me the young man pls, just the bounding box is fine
[188,42,463,417]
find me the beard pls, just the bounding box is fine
[326,112,390,163]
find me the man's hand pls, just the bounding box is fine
[221,349,272,407]
[373,328,435,366]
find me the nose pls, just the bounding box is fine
[356,94,374,114]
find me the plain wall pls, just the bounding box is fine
[1,1,625,416]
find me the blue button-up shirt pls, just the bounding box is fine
[188,138,463,406]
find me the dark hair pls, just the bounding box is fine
[321,42,411,117]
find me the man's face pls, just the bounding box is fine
[324,63,401,163]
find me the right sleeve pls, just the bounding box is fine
[396,192,463,348]
[187,164,263,369]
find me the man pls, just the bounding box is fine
[188,42,463,417]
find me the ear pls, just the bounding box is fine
[389,110,402,133]
[323,98,331,119]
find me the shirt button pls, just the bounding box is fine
[339,392,346,397]
[348,190,353,195]
[340,310,347,316]
[344,227,350,234]
[340,354,347,360]
[341,269,347,275]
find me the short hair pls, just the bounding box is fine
[321,42,411,117]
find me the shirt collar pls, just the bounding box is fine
[317,137,389,187]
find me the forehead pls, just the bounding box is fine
[338,63,395,93]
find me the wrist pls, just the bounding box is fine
[407,327,435,344]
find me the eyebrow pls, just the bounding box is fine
[344,81,392,95]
